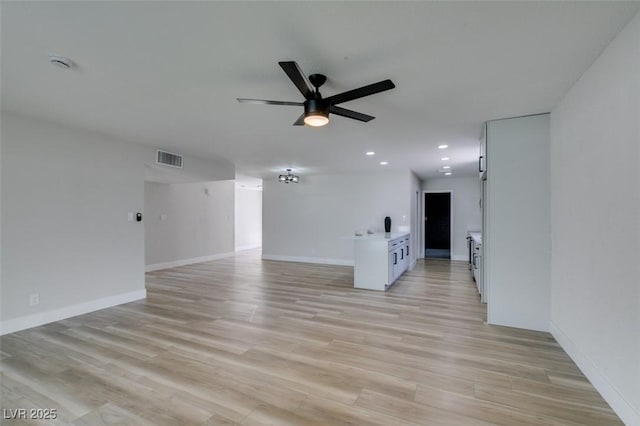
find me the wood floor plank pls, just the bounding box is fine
[415,383,587,426]
[356,388,495,426]
[474,382,623,425]
[0,251,621,424]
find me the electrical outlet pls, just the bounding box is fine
[29,293,39,306]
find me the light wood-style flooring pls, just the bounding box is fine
[1,251,621,425]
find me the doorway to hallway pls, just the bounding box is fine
[425,192,451,259]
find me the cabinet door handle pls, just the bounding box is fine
[394,252,397,265]
[479,155,484,173]
[407,246,409,256]
[473,254,477,267]
[401,248,404,260]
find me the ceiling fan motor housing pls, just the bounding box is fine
[304,98,329,119]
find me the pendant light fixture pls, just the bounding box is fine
[278,169,299,184]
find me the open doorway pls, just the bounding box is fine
[424,192,451,259]
[234,175,263,252]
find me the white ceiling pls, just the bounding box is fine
[2,1,638,180]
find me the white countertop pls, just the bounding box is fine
[469,231,482,244]
[354,232,410,241]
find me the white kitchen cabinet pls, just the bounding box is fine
[481,113,550,331]
[354,233,410,291]
[467,231,484,302]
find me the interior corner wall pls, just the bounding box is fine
[262,171,412,265]
[1,112,147,334]
[144,180,235,270]
[422,177,481,261]
[234,187,262,251]
[549,11,640,425]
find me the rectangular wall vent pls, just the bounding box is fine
[156,150,183,168]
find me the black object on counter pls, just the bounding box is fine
[384,216,391,233]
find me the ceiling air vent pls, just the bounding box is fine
[156,150,183,168]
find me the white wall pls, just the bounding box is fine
[485,114,551,332]
[422,177,481,261]
[144,181,235,270]
[0,112,235,334]
[550,11,640,425]
[1,112,147,333]
[235,186,262,251]
[262,171,412,265]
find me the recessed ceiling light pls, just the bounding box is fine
[443,165,451,169]
[438,144,448,149]
[48,55,73,69]
[366,151,375,156]
[380,161,388,165]
[445,172,452,176]
[441,157,449,161]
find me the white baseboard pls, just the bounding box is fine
[262,254,353,267]
[451,254,467,261]
[0,289,146,336]
[550,321,639,426]
[235,244,262,252]
[145,252,235,272]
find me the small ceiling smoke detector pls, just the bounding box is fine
[49,55,73,69]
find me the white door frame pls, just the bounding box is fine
[422,190,453,259]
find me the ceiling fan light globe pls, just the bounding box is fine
[304,114,329,127]
[292,176,299,183]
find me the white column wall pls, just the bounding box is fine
[549,11,640,424]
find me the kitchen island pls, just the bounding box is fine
[354,232,410,291]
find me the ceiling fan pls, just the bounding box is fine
[237,61,395,127]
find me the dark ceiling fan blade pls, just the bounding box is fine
[329,105,375,122]
[279,61,314,100]
[237,98,303,106]
[325,79,395,105]
[293,114,305,126]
